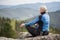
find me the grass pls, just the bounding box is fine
[49,26,60,34]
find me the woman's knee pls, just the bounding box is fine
[42,31,49,36]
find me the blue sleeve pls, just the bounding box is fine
[25,17,39,26]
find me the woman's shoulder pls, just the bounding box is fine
[43,14,49,17]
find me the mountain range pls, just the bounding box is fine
[0,2,60,12]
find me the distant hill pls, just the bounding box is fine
[0,8,40,20]
[49,10,60,29]
[0,2,60,12]
[0,5,12,9]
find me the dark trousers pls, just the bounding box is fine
[26,26,49,37]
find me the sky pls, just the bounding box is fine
[0,0,60,5]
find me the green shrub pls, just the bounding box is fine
[49,26,60,34]
[0,22,17,38]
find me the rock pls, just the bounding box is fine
[0,32,60,40]
[16,32,60,40]
[18,32,32,39]
[0,37,19,40]
[26,34,60,40]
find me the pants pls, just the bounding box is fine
[26,25,49,37]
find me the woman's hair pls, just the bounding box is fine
[40,5,48,13]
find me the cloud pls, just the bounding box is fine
[0,0,60,5]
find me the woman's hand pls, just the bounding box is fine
[35,23,39,27]
[20,23,25,28]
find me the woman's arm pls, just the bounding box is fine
[25,17,39,26]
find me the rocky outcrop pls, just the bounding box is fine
[0,32,60,40]
[24,34,60,40]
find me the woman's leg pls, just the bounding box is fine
[42,31,49,36]
[26,25,40,37]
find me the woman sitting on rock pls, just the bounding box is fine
[20,6,50,37]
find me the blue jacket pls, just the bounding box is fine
[25,13,50,32]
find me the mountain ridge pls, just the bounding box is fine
[0,2,60,12]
